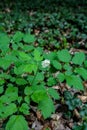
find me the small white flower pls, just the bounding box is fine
[42,59,50,68]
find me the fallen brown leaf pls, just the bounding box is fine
[78,95,87,103]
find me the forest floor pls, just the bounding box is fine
[0,1,87,130]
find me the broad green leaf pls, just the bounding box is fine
[31,90,47,103]
[3,103,17,118]
[22,45,34,51]
[24,96,30,104]
[23,63,37,74]
[44,52,56,62]
[57,72,65,82]
[0,53,17,70]
[0,58,11,70]
[17,96,22,104]
[52,60,62,70]
[0,33,10,51]
[5,86,18,95]
[0,86,4,94]
[15,78,27,85]
[65,75,84,90]
[13,31,24,43]
[23,33,35,43]
[75,67,87,80]
[65,70,73,75]
[19,103,29,115]
[0,73,11,80]
[31,84,46,92]
[72,52,85,65]
[57,49,71,62]
[63,63,72,71]
[84,60,87,68]
[47,77,56,86]
[6,115,29,130]
[14,66,24,75]
[27,75,34,84]
[32,72,44,85]
[24,86,33,95]
[38,98,55,119]
[0,95,11,104]
[34,49,43,61]
[47,88,60,100]
[4,86,18,102]
[18,51,31,61]
[0,78,5,85]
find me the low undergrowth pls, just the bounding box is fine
[0,1,87,129]
[0,32,87,129]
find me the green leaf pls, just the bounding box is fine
[24,96,30,104]
[23,33,35,43]
[57,49,71,62]
[3,103,17,118]
[57,72,65,82]
[31,90,47,103]
[5,86,18,95]
[15,78,27,85]
[23,63,38,74]
[65,75,84,90]
[0,86,4,94]
[84,60,87,68]
[0,33,10,51]
[32,72,44,85]
[6,115,29,130]
[47,88,60,100]
[72,52,85,65]
[19,103,29,115]
[24,86,33,95]
[44,52,56,62]
[38,98,55,119]
[74,67,87,80]
[13,31,24,43]
[52,60,62,70]
[4,86,18,102]
[18,51,31,61]
[34,49,43,61]
[63,63,72,71]
[47,77,56,86]
[0,78,5,85]
[0,58,11,70]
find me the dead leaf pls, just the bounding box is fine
[74,109,80,118]
[36,111,42,120]
[78,95,87,103]
[32,119,43,130]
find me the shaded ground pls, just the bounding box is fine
[0,0,87,129]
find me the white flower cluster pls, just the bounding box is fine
[42,59,50,68]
